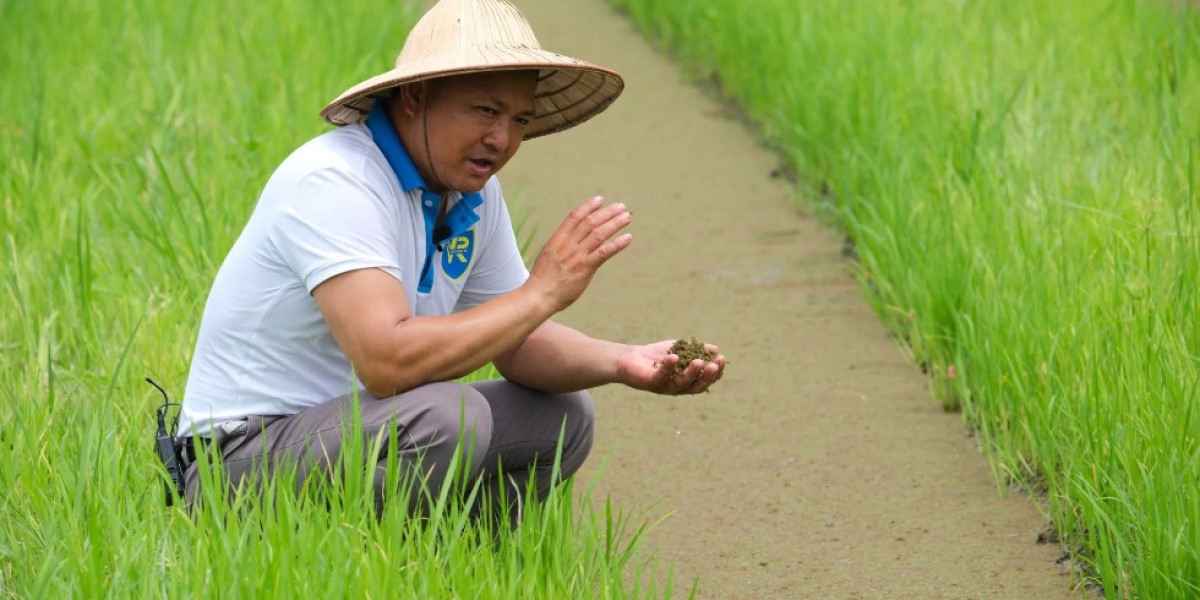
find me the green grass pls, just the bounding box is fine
[0,0,671,597]
[607,0,1200,598]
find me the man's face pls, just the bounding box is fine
[395,71,537,195]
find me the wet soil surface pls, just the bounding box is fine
[503,1,1078,597]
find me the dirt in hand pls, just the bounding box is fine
[668,338,717,374]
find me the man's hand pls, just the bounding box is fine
[615,340,727,396]
[524,196,632,311]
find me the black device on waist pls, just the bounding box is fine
[148,377,186,506]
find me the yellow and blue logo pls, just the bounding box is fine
[441,229,475,280]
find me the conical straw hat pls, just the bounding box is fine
[320,0,624,139]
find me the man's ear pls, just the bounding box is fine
[395,82,428,119]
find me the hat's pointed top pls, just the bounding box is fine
[396,0,539,68]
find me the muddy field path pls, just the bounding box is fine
[502,2,1076,598]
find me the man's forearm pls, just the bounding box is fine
[372,286,562,394]
[314,268,561,397]
[494,320,631,393]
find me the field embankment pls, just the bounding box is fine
[607,0,1200,597]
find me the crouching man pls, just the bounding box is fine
[177,0,725,524]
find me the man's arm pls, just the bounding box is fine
[313,269,555,396]
[494,320,726,396]
[312,197,631,398]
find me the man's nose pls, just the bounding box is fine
[483,121,511,152]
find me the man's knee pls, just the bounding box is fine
[562,390,595,432]
[387,382,494,470]
[558,390,595,469]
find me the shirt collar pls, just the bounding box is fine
[366,102,426,193]
[365,102,486,212]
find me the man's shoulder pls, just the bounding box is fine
[279,124,384,181]
[253,123,399,221]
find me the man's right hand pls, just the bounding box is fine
[525,196,633,311]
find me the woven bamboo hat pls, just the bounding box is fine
[320,0,624,139]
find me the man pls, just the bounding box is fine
[178,0,726,522]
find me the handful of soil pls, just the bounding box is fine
[668,338,718,374]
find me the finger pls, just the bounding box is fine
[684,362,721,394]
[590,201,630,225]
[672,359,706,395]
[650,354,679,387]
[575,203,631,249]
[710,355,726,382]
[674,360,721,395]
[556,197,606,241]
[562,198,615,236]
[585,206,632,250]
[592,232,633,265]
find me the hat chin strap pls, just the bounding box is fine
[421,88,446,202]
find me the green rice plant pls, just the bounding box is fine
[608,0,1200,597]
[0,0,669,597]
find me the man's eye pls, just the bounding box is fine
[477,106,498,116]
[515,117,531,127]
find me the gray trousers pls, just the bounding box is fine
[182,379,594,524]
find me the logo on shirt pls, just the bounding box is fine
[440,229,475,280]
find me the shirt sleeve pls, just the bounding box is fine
[268,166,405,293]
[455,180,529,310]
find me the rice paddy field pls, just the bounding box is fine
[606,0,1200,597]
[5,0,1200,597]
[0,1,668,597]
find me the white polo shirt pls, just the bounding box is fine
[179,115,528,437]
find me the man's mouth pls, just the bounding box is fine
[468,158,495,174]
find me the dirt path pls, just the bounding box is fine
[503,2,1076,598]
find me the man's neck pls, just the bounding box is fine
[383,101,449,195]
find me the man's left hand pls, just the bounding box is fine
[616,340,726,396]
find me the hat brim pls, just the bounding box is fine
[320,51,624,140]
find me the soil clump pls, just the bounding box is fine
[668,338,717,374]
